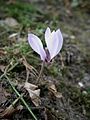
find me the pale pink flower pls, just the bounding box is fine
[28,27,63,62]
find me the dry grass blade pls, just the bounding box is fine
[22,56,38,77]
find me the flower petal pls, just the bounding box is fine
[28,34,46,61]
[45,27,52,51]
[45,29,63,60]
[52,29,63,59]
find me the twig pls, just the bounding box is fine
[26,68,30,82]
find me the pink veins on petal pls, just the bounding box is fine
[28,27,63,62]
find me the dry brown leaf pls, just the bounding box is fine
[0,105,23,118]
[0,49,7,56]
[0,105,15,118]
[48,83,62,98]
[48,84,57,93]
[24,82,41,106]
[0,94,23,118]
[24,82,38,90]
[54,92,62,98]
[0,65,6,72]
[30,89,40,107]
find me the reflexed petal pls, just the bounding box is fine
[50,29,63,59]
[55,29,63,53]
[45,27,55,58]
[28,34,46,61]
[45,28,63,60]
[45,27,52,51]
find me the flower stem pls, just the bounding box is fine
[36,62,44,83]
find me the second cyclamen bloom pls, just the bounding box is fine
[28,27,63,62]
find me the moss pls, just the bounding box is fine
[0,0,41,27]
[48,65,59,77]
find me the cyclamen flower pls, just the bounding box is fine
[28,27,63,62]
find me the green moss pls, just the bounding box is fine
[0,1,41,27]
[48,65,59,77]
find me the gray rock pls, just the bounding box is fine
[4,17,19,27]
